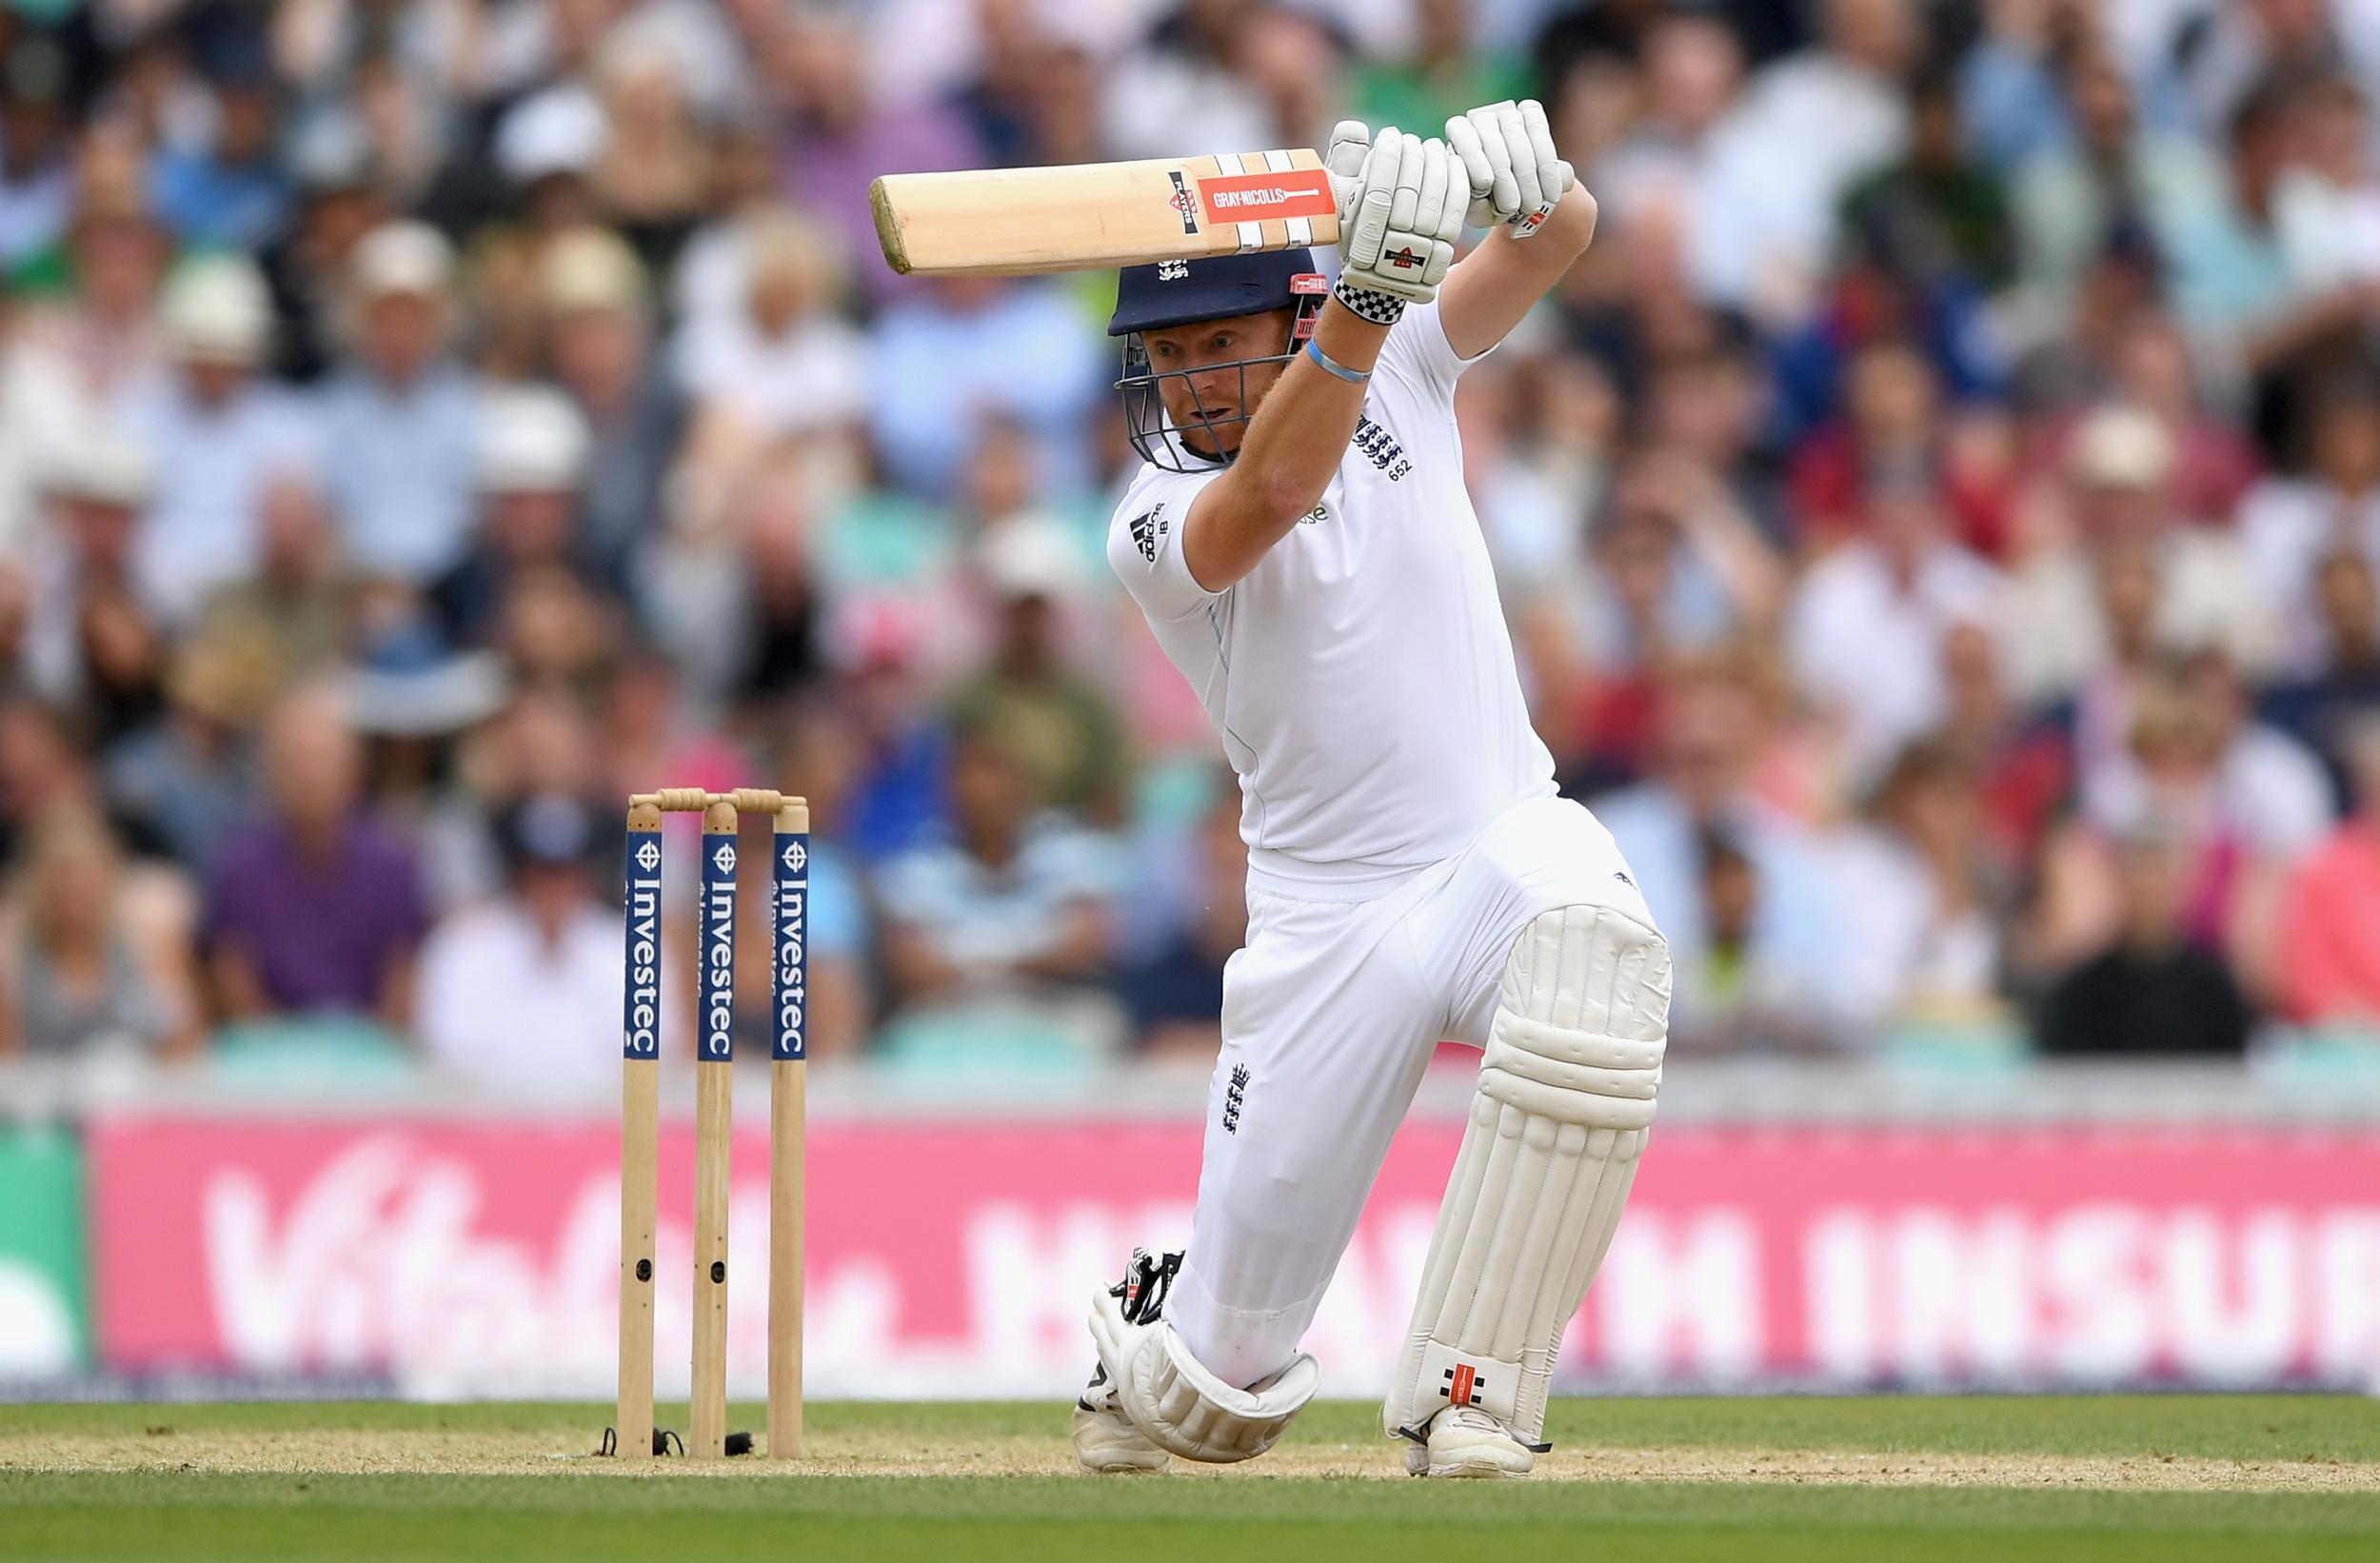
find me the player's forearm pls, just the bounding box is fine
[1232,303,1388,514]
[1439,184,1597,361]
[1182,304,1389,590]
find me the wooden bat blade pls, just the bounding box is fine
[872,149,1340,277]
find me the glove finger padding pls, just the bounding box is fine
[1425,154,1464,285]
[1437,152,1467,244]
[1476,104,1520,220]
[1416,138,1449,243]
[1425,137,1465,284]
[1339,135,1462,304]
[1521,99,1566,197]
[1326,117,1371,227]
[1497,104,1541,225]
[1385,139,1449,291]
[1387,130,1423,233]
[1444,113,1497,228]
[1347,127,1407,269]
[1513,98,1565,236]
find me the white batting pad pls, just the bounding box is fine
[1382,903,1671,1447]
[1089,1283,1319,1463]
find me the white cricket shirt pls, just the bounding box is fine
[1108,300,1556,887]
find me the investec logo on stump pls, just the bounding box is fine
[623,833,664,1058]
[775,836,807,1058]
[703,841,738,1057]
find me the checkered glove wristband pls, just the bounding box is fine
[1332,278,1407,326]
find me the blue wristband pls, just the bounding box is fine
[1303,336,1372,384]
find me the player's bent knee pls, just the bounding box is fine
[1088,1284,1318,1463]
[1485,902,1668,1129]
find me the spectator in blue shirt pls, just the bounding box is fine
[315,221,478,585]
[1115,782,1244,1060]
[868,276,1104,500]
[150,60,291,250]
[879,725,1118,1020]
[122,255,319,623]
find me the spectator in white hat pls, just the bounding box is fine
[671,207,867,441]
[120,255,319,623]
[0,288,88,555]
[432,385,592,647]
[667,206,871,539]
[2000,403,2273,709]
[540,227,680,580]
[315,220,481,585]
[945,519,1126,822]
[13,158,171,413]
[23,425,169,746]
[587,31,709,267]
[493,85,607,235]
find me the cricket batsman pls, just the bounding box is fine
[1076,103,1672,1479]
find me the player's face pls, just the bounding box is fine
[1140,307,1295,458]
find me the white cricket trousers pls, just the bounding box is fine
[1165,794,1657,1388]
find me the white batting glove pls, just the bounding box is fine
[1334,128,1464,312]
[1325,118,1371,230]
[1445,98,1572,238]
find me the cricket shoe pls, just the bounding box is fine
[1070,1247,1183,1475]
[1404,1405,1535,1479]
[1072,1360,1168,1474]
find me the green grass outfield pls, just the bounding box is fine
[2,1397,2377,1562]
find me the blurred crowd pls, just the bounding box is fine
[6,0,2380,1079]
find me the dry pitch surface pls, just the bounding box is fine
[10,1420,2380,1494]
[3,1398,2378,1561]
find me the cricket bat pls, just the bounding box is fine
[871,148,1339,277]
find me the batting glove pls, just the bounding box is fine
[1325,117,1371,229]
[1334,128,1463,310]
[1445,98,1572,238]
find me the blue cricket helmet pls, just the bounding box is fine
[1109,247,1322,336]
[1110,248,1329,473]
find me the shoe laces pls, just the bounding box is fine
[1109,1247,1183,1326]
[1438,1406,1517,1440]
